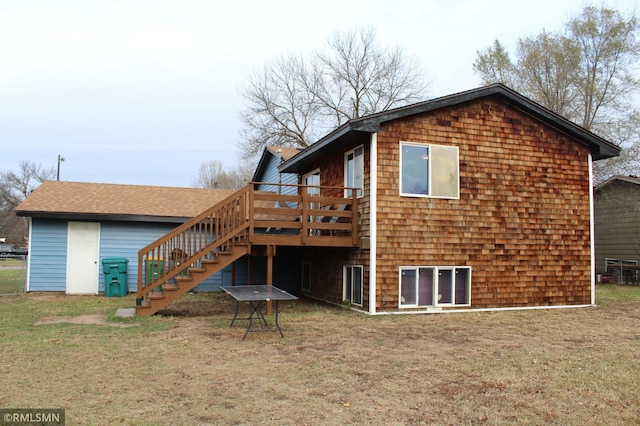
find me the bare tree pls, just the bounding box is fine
[569,6,640,131]
[473,5,640,182]
[516,31,582,122]
[473,40,517,88]
[239,28,430,160]
[239,56,322,160]
[0,161,56,245]
[192,160,252,190]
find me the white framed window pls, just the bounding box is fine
[303,169,321,196]
[605,258,637,273]
[400,142,459,199]
[344,265,363,306]
[399,266,471,308]
[303,169,321,232]
[301,262,311,293]
[345,145,364,198]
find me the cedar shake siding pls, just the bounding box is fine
[273,84,619,313]
[297,141,373,308]
[375,98,592,310]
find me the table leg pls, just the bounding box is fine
[229,300,240,327]
[243,300,267,340]
[274,300,284,338]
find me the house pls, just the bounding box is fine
[594,175,640,285]
[251,145,300,193]
[130,83,620,315]
[16,84,620,316]
[13,181,268,294]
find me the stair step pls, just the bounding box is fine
[136,225,251,315]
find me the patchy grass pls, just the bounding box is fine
[0,286,638,425]
[0,263,25,294]
[595,283,640,306]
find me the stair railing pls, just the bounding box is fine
[137,185,251,302]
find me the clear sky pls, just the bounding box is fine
[1,0,636,188]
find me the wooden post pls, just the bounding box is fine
[231,261,236,286]
[301,187,308,244]
[351,191,359,246]
[266,245,275,314]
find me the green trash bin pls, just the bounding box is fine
[102,257,129,297]
[145,258,164,293]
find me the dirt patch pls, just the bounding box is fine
[27,293,68,302]
[35,314,138,327]
[157,300,234,317]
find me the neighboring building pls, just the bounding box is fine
[252,145,300,193]
[594,175,640,284]
[13,182,264,294]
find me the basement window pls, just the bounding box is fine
[400,142,459,199]
[344,265,363,306]
[399,266,471,308]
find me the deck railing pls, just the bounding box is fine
[137,183,359,303]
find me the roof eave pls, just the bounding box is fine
[280,84,620,173]
[280,123,357,173]
[595,175,640,191]
[15,211,189,224]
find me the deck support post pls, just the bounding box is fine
[266,244,275,314]
[231,261,236,286]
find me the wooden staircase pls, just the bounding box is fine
[136,183,359,315]
[136,186,252,315]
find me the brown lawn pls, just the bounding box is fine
[0,286,639,425]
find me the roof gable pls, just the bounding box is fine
[15,181,235,223]
[595,175,640,191]
[252,145,300,182]
[281,84,621,173]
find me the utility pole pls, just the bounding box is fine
[57,155,65,181]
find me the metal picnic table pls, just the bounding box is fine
[221,285,298,340]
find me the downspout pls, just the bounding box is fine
[275,148,283,208]
[369,133,378,314]
[588,153,595,305]
[25,217,32,292]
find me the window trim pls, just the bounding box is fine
[344,145,364,198]
[399,265,471,308]
[343,265,363,306]
[399,141,460,199]
[302,168,321,193]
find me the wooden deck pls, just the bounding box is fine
[135,183,358,315]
